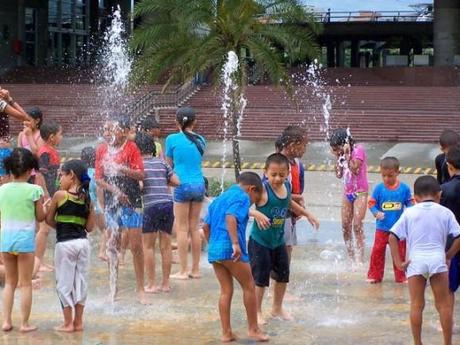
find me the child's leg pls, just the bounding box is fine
[159,232,172,291]
[255,286,266,324]
[222,261,269,342]
[341,196,354,261]
[189,201,203,278]
[2,253,18,331]
[430,272,453,345]
[119,230,129,265]
[143,232,158,293]
[352,194,367,263]
[408,275,427,345]
[73,239,90,332]
[97,213,108,261]
[128,227,148,304]
[17,253,36,332]
[73,304,84,332]
[171,202,190,279]
[367,230,388,282]
[393,239,407,283]
[35,222,53,271]
[212,262,236,342]
[271,245,292,320]
[106,227,121,300]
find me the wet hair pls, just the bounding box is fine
[446,146,460,170]
[329,128,355,147]
[439,130,460,149]
[26,106,43,129]
[176,106,204,155]
[80,147,96,168]
[237,171,263,193]
[380,156,400,170]
[414,175,441,197]
[135,131,156,156]
[140,116,160,131]
[274,136,283,153]
[264,153,290,170]
[3,148,38,177]
[61,159,91,212]
[112,113,132,130]
[277,125,307,151]
[203,176,209,197]
[40,120,61,141]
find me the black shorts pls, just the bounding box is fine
[142,202,174,234]
[248,237,289,287]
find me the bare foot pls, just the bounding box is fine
[271,308,293,321]
[257,313,267,325]
[54,324,74,332]
[20,324,37,333]
[366,278,381,284]
[73,322,83,332]
[144,285,160,294]
[221,331,237,342]
[32,278,42,289]
[248,328,269,342]
[39,264,54,272]
[170,272,189,280]
[138,291,151,305]
[2,322,13,332]
[98,254,108,262]
[188,272,201,279]
[161,285,171,293]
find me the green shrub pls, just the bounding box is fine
[207,177,234,197]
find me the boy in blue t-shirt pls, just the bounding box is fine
[367,157,414,283]
[202,172,268,343]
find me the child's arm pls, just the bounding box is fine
[249,209,270,230]
[291,193,304,206]
[23,126,40,155]
[96,178,129,205]
[117,166,144,181]
[168,173,180,187]
[447,237,460,261]
[289,200,320,230]
[344,144,363,175]
[202,223,210,242]
[45,191,66,228]
[389,233,410,270]
[35,196,46,223]
[85,202,96,233]
[368,187,384,220]
[225,215,242,262]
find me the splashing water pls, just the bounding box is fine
[220,51,239,192]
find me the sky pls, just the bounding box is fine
[302,0,433,12]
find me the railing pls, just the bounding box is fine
[126,79,199,116]
[313,10,432,23]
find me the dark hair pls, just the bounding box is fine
[3,148,39,177]
[27,106,43,129]
[135,131,156,156]
[329,128,354,147]
[414,175,441,197]
[264,153,290,170]
[80,147,96,168]
[61,159,91,212]
[112,113,132,130]
[204,176,209,197]
[275,136,283,153]
[40,120,61,141]
[237,171,263,193]
[176,106,205,156]
[277,125,307,151]
[446,146,460,170]
[380,156,400,170]
[439,130,460,149]
[140,116,160,131]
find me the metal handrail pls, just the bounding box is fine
[314,10,432,23]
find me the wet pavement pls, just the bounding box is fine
[1,170,457,345]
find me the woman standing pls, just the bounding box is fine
[166,107,206,280]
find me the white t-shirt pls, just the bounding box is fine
[390,201,460,258]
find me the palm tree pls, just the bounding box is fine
[131,0,321,179]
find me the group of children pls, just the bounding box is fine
[1,84,460,344]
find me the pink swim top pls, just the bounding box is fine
[344,144,368,194]
[20,130,41,152]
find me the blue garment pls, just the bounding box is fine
[87,168,101,213]
[205,184,251,263]
[165,132,206,184]
[174,182,205,203]
[0,147,12,176]
[106,207,143,230]
[368,182,413,231]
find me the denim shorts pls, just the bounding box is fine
[174,183,205,203]
[106,207,143,230]
[143,202,174,234]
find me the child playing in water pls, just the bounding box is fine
[389,175,460,345]
[140,116,164,159]
[35,120,63,272]
[250,153,319,324]
[17,106,43,157]
[435,130,460,185]
[81,147,107,262]
[46,159,95,332]
[135,132,179,293]
[330,128,368,265]
[203,171,268,342]
[95,114,147,304]
[367,157,413,283]
[0,148,45,332]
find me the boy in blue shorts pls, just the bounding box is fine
[203,172,268,343]
[367,157,413,283]
[250,153,319,324]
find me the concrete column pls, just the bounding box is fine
[326,41,335,67]
[434,0,460,66]
[336,41,345,67]
[350,40,360,67]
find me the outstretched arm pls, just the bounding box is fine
[389,233,409,270]
[289,200,320,230]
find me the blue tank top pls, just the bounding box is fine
[250,180,291,249]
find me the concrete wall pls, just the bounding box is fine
[434,0,460,66]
